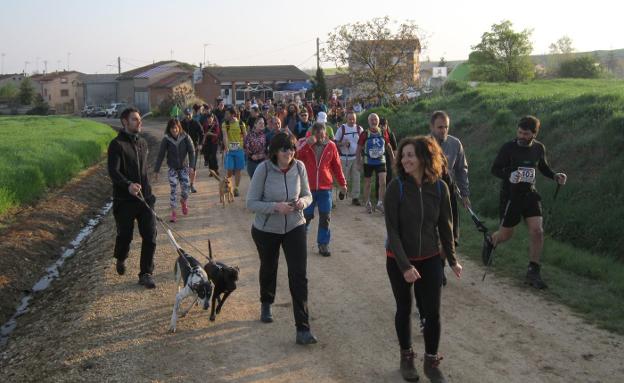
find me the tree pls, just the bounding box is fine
[310,67,328,101]
[559,56,602,78]
[18,78,35,105]
[468,20,534,82]
[26,94,50,115]
[549,35,575,55]
[322,16,425,104]
[0,83,18,103]
[438,57,447,67]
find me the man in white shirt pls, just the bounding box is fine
[334,111,364,205]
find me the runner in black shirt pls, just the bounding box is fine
[483,115,567,289]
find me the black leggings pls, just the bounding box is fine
[203,141,219,172]
[251,224,310,331]
[113,199,157,276]
[386,256,442,354]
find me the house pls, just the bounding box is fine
[32,71,84,114]
[0,73,25,89]
[116,61,194,113]
[82,74,119,107]
[148,71,193,112]
[195,65,310,105]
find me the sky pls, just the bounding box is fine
[0,0,622,75]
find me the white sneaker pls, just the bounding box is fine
[365,201,373,214]
[376,201,384,214]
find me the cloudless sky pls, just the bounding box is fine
[0,0,622,74]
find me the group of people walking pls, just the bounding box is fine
[107,100,567,382]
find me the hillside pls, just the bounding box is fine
[358,79,624,259]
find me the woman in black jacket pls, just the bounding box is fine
[154,119,196,223]
[384,136,463,382]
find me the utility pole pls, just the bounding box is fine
[67,52,71,71]
[43,60,48,74]
[316,37,320,70]
[170,49,174,60]
[203,43,209,66]
[118,56,121,74]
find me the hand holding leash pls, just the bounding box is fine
[128,183,142,196]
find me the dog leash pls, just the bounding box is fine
[136,190,214,263]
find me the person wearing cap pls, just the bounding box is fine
[297,122,347,257]
[335,111,364,206]
[306,112,335,140]
[180,108,204,193]
[222,107,247,196]
[294,109,313,140]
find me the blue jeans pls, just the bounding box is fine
[303,189,332,245]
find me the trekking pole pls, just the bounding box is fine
[481,200,511,282]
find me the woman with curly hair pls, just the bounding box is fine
[384,136,463,382]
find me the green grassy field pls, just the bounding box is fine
[0,116,116,215]
[357,79,624,333]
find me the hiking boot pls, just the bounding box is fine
[234,188,240,197]
[296,329,318,345]
[181,199,188,215]
[115,260,126,276]
[423,354,446,383]
[260,303,273,323]
[376,201,385,214]
[352,198,361,206]
[338,191,345,200]
[366,201,373,214]
[526,263,548,289]
[319,244,331,257]
[191,185,198,193]
[400,348,420,382]
[481,234,495,266]
[169,210,177,223]
[138,273,156,289]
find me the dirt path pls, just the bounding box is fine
[0,119,622,382]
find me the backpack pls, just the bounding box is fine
[364,130,386,160]
[337,124,363,155]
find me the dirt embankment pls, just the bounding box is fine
[0,119,623,383]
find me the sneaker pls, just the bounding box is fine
[366,201,373,214]
[296,330,318,345]
[169,210,177,223]
[338,191,345,200]
[376,201,384,214]
[115,260,126,275]
[352,198,361,206]
[260,303,273,323]
[481,234,495,266]
[181,199,188,215]
[526,263,548,289]
[423,354,446,383]
[234,188,240,197]
[319,244,331,257]
[138,273,156,289]
[191,185,197,193]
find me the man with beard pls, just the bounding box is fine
[484,115,567,289]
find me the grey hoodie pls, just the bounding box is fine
[246,159,313,234]
[154,133,196,173]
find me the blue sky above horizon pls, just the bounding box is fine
[0,0,622,74]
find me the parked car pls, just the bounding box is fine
[81,105,96,117]
[89,107,107,117]
[106,102,126,118]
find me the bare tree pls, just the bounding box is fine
[322,16,426,104]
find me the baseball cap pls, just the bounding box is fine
[184,108,192,115]
[316,111,328,123]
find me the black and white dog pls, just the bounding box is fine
[205,261,239,321]
[166,229,213,333]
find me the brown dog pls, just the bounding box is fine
[210,170,234,207]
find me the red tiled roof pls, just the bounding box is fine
[149,72,192,88]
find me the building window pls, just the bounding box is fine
[61,89,69,97]
[61,78,68,84]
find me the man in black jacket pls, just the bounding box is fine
[107,107,157,289]
[484,115,567,289]
[180,108,204,193]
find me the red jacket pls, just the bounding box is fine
[297,140,347,191]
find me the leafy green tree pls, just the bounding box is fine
[0,83,18,103]
[468,20,534,82]
[559,56,602,78]
[18,78,35,105]
[311,67,328,101]
[323,16,425,103]
[549,36,575,55]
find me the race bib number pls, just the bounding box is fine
[229,142,240,151]
[516,167,536,183]
[368,148,383,159]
